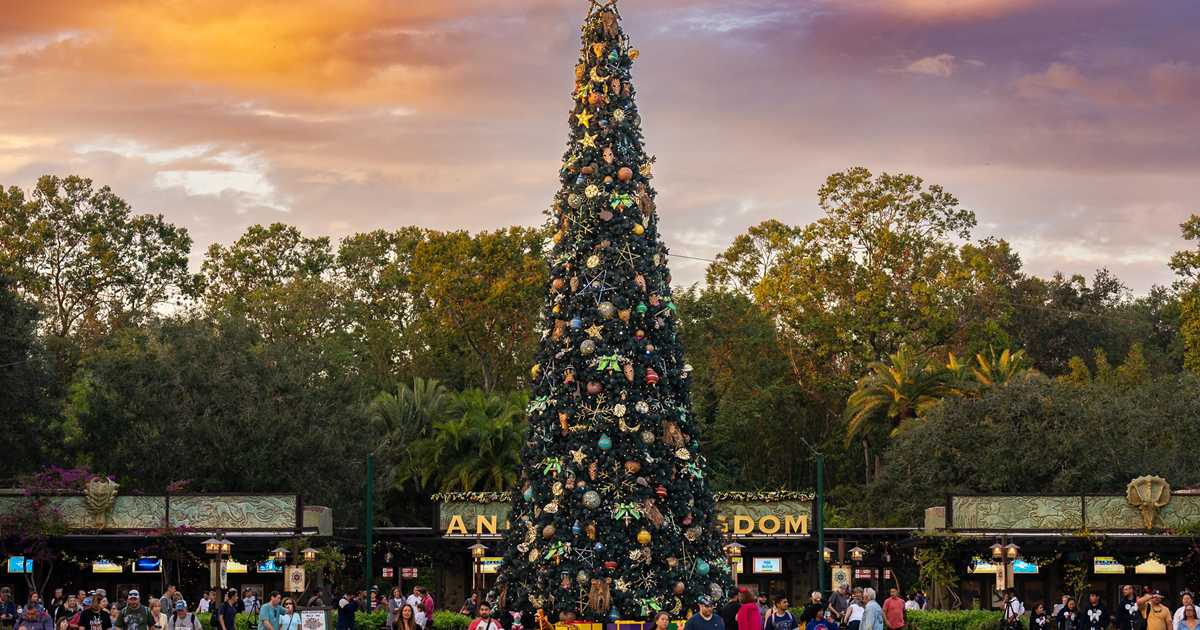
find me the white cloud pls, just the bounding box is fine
[902,53,981,78]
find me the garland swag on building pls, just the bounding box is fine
[492,0,734,621]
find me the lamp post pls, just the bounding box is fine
[989,538,1020,592]
[203,532,234,589]
[724,541,745,587]
[799,438,826,594]
[468,540,488,595]
[301,548,318,563]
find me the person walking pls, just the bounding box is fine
[1176,605,1199,630]
[844,590,864,630]
[882,590,905,630]
[828,587,850,623]
[395,605,421,630]
[764,596,798,630]
[214,592,238,630]
[258,593,282,630]
[1057,597,1080,630]
[336,592,359,630]
[1142,592,1172,630]
[800,594,824,625]
[1117,587,1140,630]
[721,592,743,630]
[1081,591,1110,630]
[115,592,154,630]
[467,603,502,630]
[736,589,764,630]
[278,600,300,630]
[684,598,725,630]
[1028,603,1050,630]
[166,602,200,630]
[147,600,166,630]
[73,597,111,630]
[1175,593,1200,626]
[859,590,883,630]
[16,604,53,630]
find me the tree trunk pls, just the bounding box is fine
[862,437,871,483]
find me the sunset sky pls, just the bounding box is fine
[1,0,1197,292]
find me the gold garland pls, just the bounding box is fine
[432,489,814,504]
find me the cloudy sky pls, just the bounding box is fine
[1,0,1197,292]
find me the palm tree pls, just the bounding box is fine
[972,347,1031,387]
[407,389,528,492]
[368,378,450,492]
[844,346,952,481]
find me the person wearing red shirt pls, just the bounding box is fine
[882,589,905,630]
[735,590,763,630]
[469,603,504,630]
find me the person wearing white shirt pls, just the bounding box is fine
[845,590,865,630]
[1175,592,1200,626]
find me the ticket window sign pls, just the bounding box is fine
[1094,557,1126,575]
[752,557,783,574]
[1013,560,1038,574]
[1135,560,1167,575]
[479,557,502,574]
[224,560,249,574]
[7,557,33,574]
[92,560,123,574]
[133,557,162,573]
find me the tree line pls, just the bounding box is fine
[2,170,1197,526]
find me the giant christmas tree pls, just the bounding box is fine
[492,0,734,621]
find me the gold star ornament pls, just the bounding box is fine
[580,132,597,148]
[585,323,604,339]
[575,111,593,128]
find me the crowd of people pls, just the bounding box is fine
[1003,585,1200,630]
[8,582,1200,630]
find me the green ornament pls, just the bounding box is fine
[636,302,648,314]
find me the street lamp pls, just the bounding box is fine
[989,538,1021,593]
[272,547,290,563]
[822,547,834,564]
[203,532,234,589]
[301,548,318,563]
[468,541,488,594]
[724,542,745,587]
[849,546,866,563]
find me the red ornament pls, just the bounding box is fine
[634,329,645,340]
[682,514,693,526]
[603,560,618,570]
[618,166,634,182]
[655,485,667,499]
[645,368,660,385]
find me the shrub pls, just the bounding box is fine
[908,610,1008,630]
[356,610,390,630]
[432,611,472,630]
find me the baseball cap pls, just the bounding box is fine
[128,590,140,599]
[697,596,713,606]
[83,598,94,606]
[174,601,187,612]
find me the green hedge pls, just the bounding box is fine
[196,612,258,630]
[908,610,1018,630]
[194,608,467,630]
[431,611,472,630]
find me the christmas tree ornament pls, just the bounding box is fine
[587,381,603,395]
[580,339,596,355]
[597,434,612,450]
[598,302,616,318]
[572,520,582,536]
[637,529,652,545]
[592,42,606,59]
[543,524,557,539]
[632,223,645,235]
[583,490,602,509]
[695,559,710,576]
[645,368,660,384]
[618,166,633,182]
[576,111,593,128]
[629,48,640,61]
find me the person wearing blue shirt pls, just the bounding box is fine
[860,589,883,630]
[683,598,725,630]
[257,594,282,630]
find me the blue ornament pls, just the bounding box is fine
[696,559,710,576]
[594,542,604,552]
[598,434,612,450]
[575,175,585,185]
[522,487,533,502]
[608,50,619,63]
[571,317,583,329]
[572,520,582,536]
[608,607,620,622]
